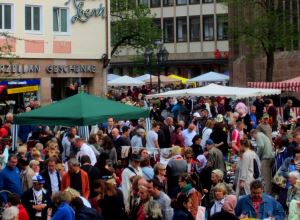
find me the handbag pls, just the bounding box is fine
[196,206,206,220]
[272,170,287,188]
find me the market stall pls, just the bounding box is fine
[107,75,145,87]
[187,71,229,85]
[146,83,281,99]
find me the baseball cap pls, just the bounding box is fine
[263,113,269,119]
[205,139,214,145]
[32,174,45,184]
[131,153,142,162]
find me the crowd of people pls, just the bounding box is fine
[0,93,299,220]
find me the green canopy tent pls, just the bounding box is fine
[14,93,150,126]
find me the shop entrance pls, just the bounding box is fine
[51,77,91,101]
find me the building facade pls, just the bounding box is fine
[0,0,110,110]
[110,0,229,78]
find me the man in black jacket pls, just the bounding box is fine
[40,157,61,197]
[80,155,101,198]
[21,174,52,220]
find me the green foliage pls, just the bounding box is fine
[225,0,299,80]
[0,32,18,63]
[110,0,161,57]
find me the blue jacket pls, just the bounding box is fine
[235,194,285,220]
[52,203,75,220]
[0,166,22,201]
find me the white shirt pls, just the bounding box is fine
[121,165,143,211]
[182,129,196,147]
[210,198,225,217]
[146,130,158,149]
[49,170,59,194]
[76,143,97,165]
[200,127,212,149]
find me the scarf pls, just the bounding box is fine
[181,183,192,194]
[196,155,207,172]
[222,195,237,215]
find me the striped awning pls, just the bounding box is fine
[247,81,300,92]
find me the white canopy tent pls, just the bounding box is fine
[107,75,145,86]
[146,83,281,99]
[134,74,151,81]
[107,73,120,81]
[187,71,229,84]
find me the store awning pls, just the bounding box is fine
[247,77,300,92]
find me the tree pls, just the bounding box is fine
[110,0,161,57]
[227,0,299,81]
[0,32,18,62]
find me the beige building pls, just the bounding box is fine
[0,0,110,108]
[110,0,229,78]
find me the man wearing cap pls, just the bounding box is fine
[74,137,97,166]
[256,113,272,142]
[205,139,226,173]
[21,174,52,220]
[121,154,143,212]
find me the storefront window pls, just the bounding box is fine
[190,0,200,4]
[203,0,213,3]
[138,0,148,6]
[176,17,187,42]
[203,15,214,41]
[53,7,68,33]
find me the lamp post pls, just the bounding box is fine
[144,48,154,90]
[156,44,169,93]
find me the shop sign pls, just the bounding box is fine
[7,85,39,94]
[65,0,105,23]
[46,65,96,74]
[0,65,40,74]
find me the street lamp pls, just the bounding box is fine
[144,48,154,90]
[156,45,169,93]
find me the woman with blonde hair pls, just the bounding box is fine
[29,160,40,174]
[210,183,228,217]
[200,119,215,148]
[153,163,167,192]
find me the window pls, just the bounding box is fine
[163,0,174,6]
[203,0,213,3]
[150,0,161,7]
[203,15,214,41]
[154,18,162,30]
[176,17,187,42]
[176,0,187,5]
[0,4,12,30]
[53,8,68,33]
[217,15,228,40]
[190,0,200,4]
[190,16,200,41]
[138,0,148,6]
[25,6,41,31]
[163,18,174,43]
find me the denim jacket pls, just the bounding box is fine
[235,194,285,220]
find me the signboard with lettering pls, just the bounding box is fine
[0,65,96,74]
[7,85,39,94]
[65,0,105,23]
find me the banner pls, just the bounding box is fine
[7,85,39,94]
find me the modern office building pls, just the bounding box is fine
[0,0,110,109]
[110,0,229,78]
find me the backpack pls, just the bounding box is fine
[253,158,260,179]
